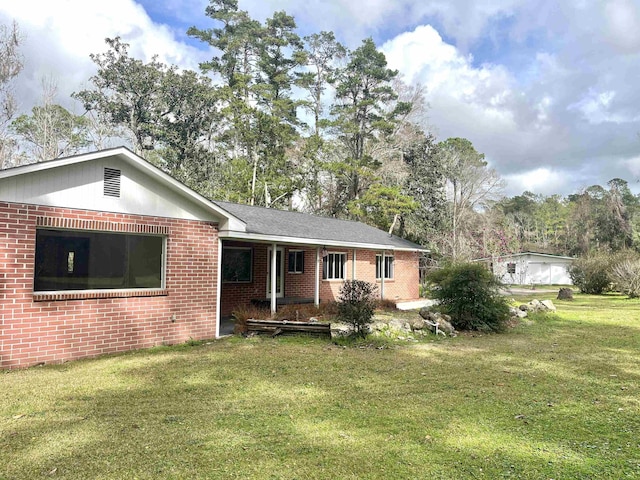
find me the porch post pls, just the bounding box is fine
[380,250,385,300]
[352,248,357,279]
[215,237,223,338]
[314,247,320,307]
[271,242,277,315]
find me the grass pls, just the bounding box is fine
[1,293,639,479]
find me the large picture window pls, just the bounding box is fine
[376,255,394,279]
[323,252,345,280]
[34,229,164,292]
[222,247,253,283]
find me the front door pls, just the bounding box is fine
[267,248,284,298]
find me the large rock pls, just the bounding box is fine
[371,319,416,340]
[528,299,542,311]
[422,312,457,337]
[330,322,352,338]
[436,317,457,336]
[557,288,573,300]
[409,318,427,331]
[388,319,412,333]
[540,300,557,312]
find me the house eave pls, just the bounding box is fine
[474,252,575,262]
[218,230,428,252]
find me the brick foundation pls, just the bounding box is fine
[0,201,219,369]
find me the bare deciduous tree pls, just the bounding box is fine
[0,21,23,168]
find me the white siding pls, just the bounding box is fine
[528,262,548,284]
[490,253,573,285]
[0,156,219,222]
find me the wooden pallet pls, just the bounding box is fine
[245,319,331,337]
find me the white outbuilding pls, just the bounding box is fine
[477,252,574,286]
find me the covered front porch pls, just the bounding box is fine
[218,240,397,317]
[212,200,425,336]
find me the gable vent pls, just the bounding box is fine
[103,168,121,197]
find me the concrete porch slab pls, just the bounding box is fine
[395,299,435,311]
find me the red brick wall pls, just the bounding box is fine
[0,201,219,369]
[220,244,419,314]
[354,250,420,301]
[219,242,268,316]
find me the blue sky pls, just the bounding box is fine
[2,0,640,197]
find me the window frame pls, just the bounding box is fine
[376,254,395,280]
[507,262,516,274]
[33,228,166,294]
[287,249,305,274]
[222,246,253,283]
[322,252,346,280]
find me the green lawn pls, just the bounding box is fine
[1,294,639,479]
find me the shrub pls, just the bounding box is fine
[337,280,378,338]
[568,254,612,294]
[610,258,640,298]
[231,305,271,334]
[428,262,510,333]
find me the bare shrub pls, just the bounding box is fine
[610,259,640,298]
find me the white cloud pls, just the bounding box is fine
[0,0,208,114]
[621,155,640,179]
[604,0,640,53]
[2,0,640,197]
[381,24,517,132]
[503,167,568,196]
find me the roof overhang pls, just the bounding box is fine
[474,252,574,261]
[219,229,429,252]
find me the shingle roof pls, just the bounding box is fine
[213,201,425,251]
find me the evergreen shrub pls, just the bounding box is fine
[337,280,378,338]
[428,262,510,332]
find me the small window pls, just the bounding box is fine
[376,255,394,279]
[288,250,304,274]
[222,247,252,283]
[35,229,164,291]
[507,262,516,274]
[323,252,345,280]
